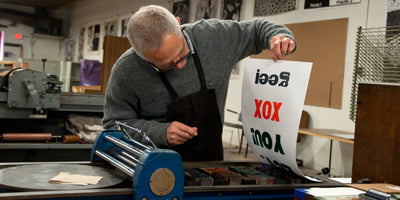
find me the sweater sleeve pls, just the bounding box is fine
[102,50,171,148]
[237,18,296,60]
[189,18,296,63]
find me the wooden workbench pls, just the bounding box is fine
[298,128,354,176]
[298,128,354,144]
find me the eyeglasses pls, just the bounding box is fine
[151,50,191,72]
[151,29,195,73]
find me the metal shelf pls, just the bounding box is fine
[0,143,92,149]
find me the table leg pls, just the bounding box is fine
[328,139,333,176]
[239,130,244,154]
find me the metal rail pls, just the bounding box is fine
[95,150,135,177]
[350,25,400,121]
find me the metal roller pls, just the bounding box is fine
[106,145,140,169]
[90,121,157,178]
[90,122,185,200]
[105,135,144,157]
[94,124,157,176]
[1,133,61,141]
[93,138,142,177]
[95,150,135,177]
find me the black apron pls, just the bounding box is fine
[157,51,223,161]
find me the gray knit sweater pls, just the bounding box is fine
[102,18,295,148]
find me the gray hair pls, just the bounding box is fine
[127,5,182,59]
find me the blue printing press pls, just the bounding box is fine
[0,122,344,200]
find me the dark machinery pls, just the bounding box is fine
[0,67,104,162]
[0,67,103,118]
[0,67,62,114]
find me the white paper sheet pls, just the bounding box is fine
[49,172,103,186]
[241,58,312,177]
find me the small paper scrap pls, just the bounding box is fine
[386,186,400,191]
[48,172,103,186]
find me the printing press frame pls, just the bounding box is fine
[0,128,344,200]
[0,68,105,162]
[0,162,343,200]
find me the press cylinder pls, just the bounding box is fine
[95,150,135,177]
[1,133,53,141]
[107,145,139,169]
[105,135,144,157]
[94,134,151,178]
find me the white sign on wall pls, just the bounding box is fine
[241,58,312,177]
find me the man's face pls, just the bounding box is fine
[144,33,189,71]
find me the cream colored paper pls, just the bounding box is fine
[49,172,103,186]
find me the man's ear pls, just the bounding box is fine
[176,17,181,25]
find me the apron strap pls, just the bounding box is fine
[158,50,208,99]
[192,49,207,91]
[157,72,180,100]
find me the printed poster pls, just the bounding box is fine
[241,58,312,177]
[173,0,189,24]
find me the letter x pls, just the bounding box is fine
[271,102,282,122]
[254,99,262,118]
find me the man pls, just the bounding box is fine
[103,5,296,161]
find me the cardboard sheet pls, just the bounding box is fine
[241,58,312,177]
[251,18,348,109]
[349,183,400,194]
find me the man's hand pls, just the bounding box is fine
[270,35,296,62]
[166,121,198,146]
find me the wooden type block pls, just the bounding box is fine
[184,168,213,186]
[256,166,291,184]
[184,173,200,186]
[240,177,257,185]
[248,174,275,185]
[204,168,242,185]
[213,178,228,185]
[201,168,228,185]
[229,166,275,185]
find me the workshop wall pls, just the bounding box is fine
[0,3,71,62]
[0,3,73,91]
[65,0,387,177]
[68,0,170,61]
